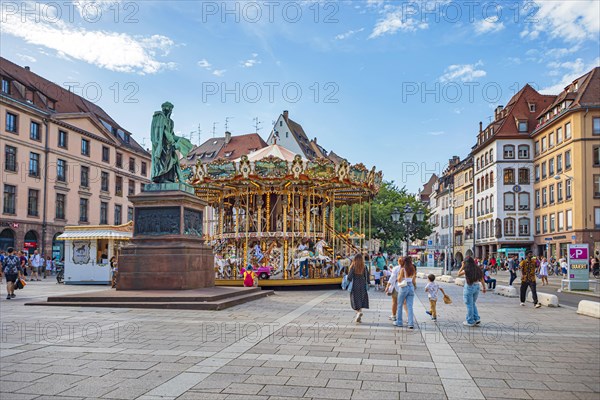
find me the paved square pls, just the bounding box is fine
[1,279,599,399]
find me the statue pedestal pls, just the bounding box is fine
[117,185,214,290]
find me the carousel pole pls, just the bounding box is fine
[331,192,335,265]
[244,190,250,270]
[266,192,270,233]
[283,193,288,280]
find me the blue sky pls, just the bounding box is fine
[2,0,599,192]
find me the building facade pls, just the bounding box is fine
[531,67,600,258]
[1,58,150,258]
[452,156,474,262]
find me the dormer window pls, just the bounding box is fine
[199,153,205,159]
[573,82,579,92]
[1,78,9,94]
[224,151,233,157]
[213,140,218,145]
[529,103,536,112]
[518,121,528,132]
[206,151,215,158]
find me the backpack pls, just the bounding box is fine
[243,271,254,287]
[3,255,20,275]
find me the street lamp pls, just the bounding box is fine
[403,205,415,223]
[391,208,401,223]
[390,205,424,258]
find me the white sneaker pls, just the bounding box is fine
[463,321,475,327]
[535,303,542,308]
[520,303,525,306]
[388,315,396,321]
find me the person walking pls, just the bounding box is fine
[508,255,518,286]
[2,247,23,299]
[520,251,541,308]
[424,274,447,322]
[539,257,549,286]
[458,256,486,327]
[348,253,369,324]
[386,258,407,322]
[44,256,53,278]
[394,256,417,329]
[30,250,42,281]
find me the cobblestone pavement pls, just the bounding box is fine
[1,279,599,400]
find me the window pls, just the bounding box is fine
[56,193,65,219]
[485,175,489,190]
[558,211,564,231]
[1,78,9,94]
[57,159,66,182]
[566,179,572,199]
[518,121,528,132]
[490,194,494,211]
[541,162,547,179]
[29,152,40,177]
[476,200,480,215]
[476,180,480,193]
[58,130,68,148]
[115,176,123,196]
[565,150,571,169]
[535,217,541,234]
[549,184,555,204]
[519,218,530,236]
[594,146,600,166]
[535,141,540,155]
[549,159,555,176]
[129,157,135,173]
[518,168,530,184]
[128,179,135,195]
[504,192,515,211]
[79,198,89,222]
[101,172,109,192]
[557,127,563,143]
[114,204,122,225]
[529,103,536,112]
[5,112,17,133]
[102,146,110,162]
[594,175,600,198]
[504,145,515,159]
[542,187,547,206]
[141,161,147,176]
[542,215,548,233]
[557,181,563,202]
[557,154,563,172]
[518,192,530,210]
[504,218,516,236]
[534,165,540,182]
[595,208,600,229]
[81,138,90,156]
[550,214,556,233]
[549,132,555,147]
[4,145,17,172]
[535,190,540,208]
[100,202,108,224]
[30,121,41,141]
[594,118,600,135]
[127,206,134,222]
[116,152,123,168]
[489,149,494,163]
[3,184,16,214]
[504,168,515,184]
[565,122,571,139]
[518,145,529,159]
[566,209,573,229]
[490,171,494,187]
[80,166,89,187]
[542,137,547,152]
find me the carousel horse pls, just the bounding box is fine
[314,240,333,276]
[335,257,351,277]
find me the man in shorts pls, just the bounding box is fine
[30,250,42,281]
[2,247,23,299]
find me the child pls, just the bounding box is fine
[424,274,446,322]
[373,268,381,291]
[243,265,257,287]
[483,266,496,290]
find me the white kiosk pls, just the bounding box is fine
[57,222,132,285]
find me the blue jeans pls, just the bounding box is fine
[299,260,308,278]
[463,283,480,325]
[396,282,415,327]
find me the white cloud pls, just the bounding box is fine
[428,131,445,136]
[474,16,505,34]
[1,7,175,74]
[197,59,212,69]
[439,61,487,82]
[241,53,260,68]
[335,28,365,40]
[17,53,37,63]
[212,69,226,77]
[520,1,600,43]
[541,57,600,94]
[369,7,428,39]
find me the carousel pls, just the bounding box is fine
[185,143,382,286]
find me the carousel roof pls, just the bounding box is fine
[235,143,307,163]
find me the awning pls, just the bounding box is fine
[57,231,132,241]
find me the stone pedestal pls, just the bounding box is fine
[117,184,214,290]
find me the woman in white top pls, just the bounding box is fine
[539,257,549,286]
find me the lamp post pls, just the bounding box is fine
[391,206,425,257]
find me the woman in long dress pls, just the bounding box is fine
[348,254,369,323]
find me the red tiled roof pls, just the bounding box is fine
[215,133,267,160]
[0,57,149,156]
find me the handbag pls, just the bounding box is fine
[443,294,452,304]
[398,279,407,288]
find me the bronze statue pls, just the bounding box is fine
[150,102,193,183]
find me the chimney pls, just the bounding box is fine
[494,105,504,120]
[24,66,30,71]
[283,110,289,121]
[479,121,483,133]
[224,131,231,144]
[313,137,317,144]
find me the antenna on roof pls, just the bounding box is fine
[190,123,201,145]
[224,117,233,132]
[253,117,262,133]
[212,122,218,138]
[141,138,146,147]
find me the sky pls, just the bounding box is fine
[2,0,599,192]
